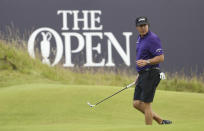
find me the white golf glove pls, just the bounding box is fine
[160,72,166,80]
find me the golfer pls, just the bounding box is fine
[133,16,172,125]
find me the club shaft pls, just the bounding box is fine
[94,82,135,106]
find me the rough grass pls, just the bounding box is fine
[0,39,204,93]
[0,39,135,87]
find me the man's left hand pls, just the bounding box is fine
[136,59,148,67]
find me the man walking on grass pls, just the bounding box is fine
[133,16,172,125]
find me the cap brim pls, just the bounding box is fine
[136,22,148,26]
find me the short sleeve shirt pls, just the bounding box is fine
[136,30,163,72]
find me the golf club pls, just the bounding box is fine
[87,82,135,107]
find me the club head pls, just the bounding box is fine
[87,102,95,107]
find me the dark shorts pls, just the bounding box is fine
[133,69,161,103]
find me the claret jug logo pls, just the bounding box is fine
[28,10,133,67]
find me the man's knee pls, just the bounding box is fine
[133,100,143,110]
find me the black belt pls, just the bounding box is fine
[138,67,160,74]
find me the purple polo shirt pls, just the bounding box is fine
[136,30,163,72]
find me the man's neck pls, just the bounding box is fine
[140,34,145,38]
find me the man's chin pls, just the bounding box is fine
[142,32,148,35]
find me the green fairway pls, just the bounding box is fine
[0,83,204,131]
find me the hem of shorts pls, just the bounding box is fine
[133,99,153,103]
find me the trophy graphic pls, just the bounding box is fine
[40,32,52,65]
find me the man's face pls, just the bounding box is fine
[136,24,149,36]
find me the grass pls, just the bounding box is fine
[159,74,204,93]
[0,38,204,93]
[0,83,204,131]
[0,39,135,87]
[0,34,204,130]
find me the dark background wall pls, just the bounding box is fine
[0,0,204,73]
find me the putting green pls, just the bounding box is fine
[0,83,204,131]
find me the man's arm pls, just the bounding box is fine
[136,54,164,67]
[148,54,164,65]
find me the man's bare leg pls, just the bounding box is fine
[144,102,153,125]
[133,100,163,124]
